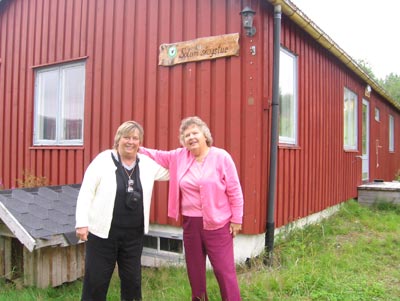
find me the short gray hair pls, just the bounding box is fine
[114,121,144,149]
[179,116,213,147]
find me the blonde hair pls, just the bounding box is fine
[179,116,213,147]
[113,121,144,149]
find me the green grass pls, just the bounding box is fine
[1,200,399,300]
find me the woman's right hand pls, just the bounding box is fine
[76,227,89,241]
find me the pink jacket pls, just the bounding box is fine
[140,146,244,230]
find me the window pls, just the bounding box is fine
[143,233,183,254]
[279,48,298,144]
[160,237,183,253]
[343,88,358,150]
[34,61,85,145]
[389,115,394,152]
[375,107,380,121]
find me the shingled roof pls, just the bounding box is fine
[0,184,81,251]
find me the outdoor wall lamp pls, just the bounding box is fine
[365,84,372,97]
[240,6,256,37]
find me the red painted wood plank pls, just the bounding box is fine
[64,0,74,58]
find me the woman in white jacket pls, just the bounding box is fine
[75,121,169,301]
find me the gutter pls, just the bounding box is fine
[267,0,400,111]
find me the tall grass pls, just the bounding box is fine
[1,200,399,300]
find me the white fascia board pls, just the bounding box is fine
[0,202,36,252]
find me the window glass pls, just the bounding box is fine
[36,69,59,140]
[160,237,183,253]
[343,88,358,150]
[279,48,298,144]
[389,115,394,152]
[61,65,85,140]
[34,61,85,145]
[143,235,158,249]
[375,107,380,121]
[362,102,368,155]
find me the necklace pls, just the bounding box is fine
[124,167,134,178]
[124,167,135,192]
[116,151,136,192]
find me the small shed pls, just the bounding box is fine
[0,185,85,288]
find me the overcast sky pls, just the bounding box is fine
[291,0,400,79]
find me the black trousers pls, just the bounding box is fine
[81,228,144,301]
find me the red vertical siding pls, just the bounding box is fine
[0,0,261,232]
[275,13,400,229]
[369,98,400,180]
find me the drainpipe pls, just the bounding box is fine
[265,4,281,265]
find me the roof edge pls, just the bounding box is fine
[266,0,400,111]
[0,201,36,251]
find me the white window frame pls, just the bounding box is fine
[33,61,86,146]
[279,48,298,145]
[343,87,358,150]
[389,114,394,152]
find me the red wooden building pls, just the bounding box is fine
[1,0,399,263]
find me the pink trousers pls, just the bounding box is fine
[182,216,241,301]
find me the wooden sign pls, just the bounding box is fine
[159,33,240,66]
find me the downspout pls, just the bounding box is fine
[265,4,281,265]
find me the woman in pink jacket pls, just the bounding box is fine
[141,116,243,301]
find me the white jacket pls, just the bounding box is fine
[75,149,169,237]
